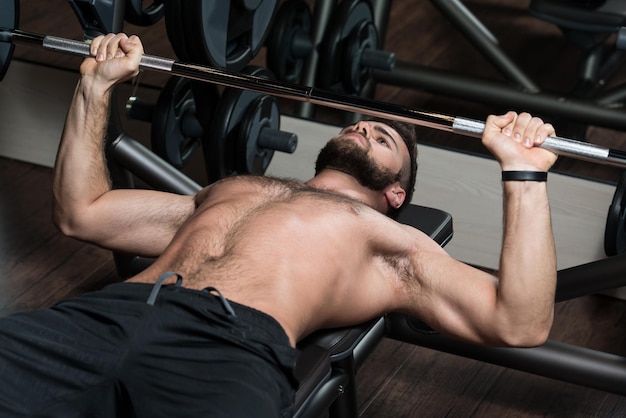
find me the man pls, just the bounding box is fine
[0,33,558,417]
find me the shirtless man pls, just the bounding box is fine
[0,34,558,417]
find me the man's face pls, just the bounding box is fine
[315,121,408,192]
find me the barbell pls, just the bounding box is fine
[2,28,626,168]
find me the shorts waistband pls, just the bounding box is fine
[96,281,292,348]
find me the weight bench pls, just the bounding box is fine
[293,204,453,418]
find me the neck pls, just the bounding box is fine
[306,169,387,213]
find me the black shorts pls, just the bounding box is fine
[0,281,300,417]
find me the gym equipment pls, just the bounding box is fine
[150,78,219,168]
[107,109,203,194]
[126,69,296,180]
[605,170,626,256]
[528,0,626,137]
[163,0,277,70]
[292,0,392,119]
[69,0,125,37]
[206,66,297,182]
[124,0,165,26]
[3,28,626,169]
[2,1,626,408]
[265,0,313,82]
[370,0,626,137]
[530,0,626,52]
[127,76,220,169]
[317,0,395,95]
[0,0,15,82]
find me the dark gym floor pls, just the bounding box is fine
[2,1,626,416]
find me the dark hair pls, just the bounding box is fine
[368,118,419,219]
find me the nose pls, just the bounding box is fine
[353,121,370,138]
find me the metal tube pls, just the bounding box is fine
[294,0,334,118]
[5,29,626,169]
[454,116,622,166]
[595,83,626,107]
[107,133,201,195]
[556,253,626,302]
[430,0,540,93]
[386,314,626,396]
[373,60,626,132]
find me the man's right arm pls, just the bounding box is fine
[53,34,195,257]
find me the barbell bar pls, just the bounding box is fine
[4,28,626,168]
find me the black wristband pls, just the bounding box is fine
[501,171,548,182]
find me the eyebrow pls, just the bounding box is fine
[374,125,398,150]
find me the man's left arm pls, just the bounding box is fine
[396,112,557,347]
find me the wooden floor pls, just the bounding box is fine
[3,0,626,416]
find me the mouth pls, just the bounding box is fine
[343,132,368,147]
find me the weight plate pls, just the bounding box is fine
[266,0,312,82]
[206,66,275,182]
[317,0,375,93]
[151,76,219,169]
[181,0,277,70]
[0,0,18,82]
[164,0,192,61]
[341,20,378,94]
[238,0,263,10]
[236,94,279,174]
[604,171,626,256]
[125,0,165,26]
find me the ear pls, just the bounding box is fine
[384,184,406,209]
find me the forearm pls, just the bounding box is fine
[496,180,556,344]
[53,76,113,235]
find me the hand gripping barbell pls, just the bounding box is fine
[3,28,626,168]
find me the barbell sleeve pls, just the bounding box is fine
[6,28,626,169]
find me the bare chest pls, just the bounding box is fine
[135,178,408,340]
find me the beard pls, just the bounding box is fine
[314,137,400,191]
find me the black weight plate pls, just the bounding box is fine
[237,0,263,10]
[341,20,377,94]
[604,171,626,256]
[236,94,279,174]
[125,0,165,26]
[151,76,219,169]
[164,0,192,61]
[182,0,277,70]
[206,66,274,182]
[0,0,19,82]
[182,0,226,67]
[317,0,373,92]
[266,0,312,82]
